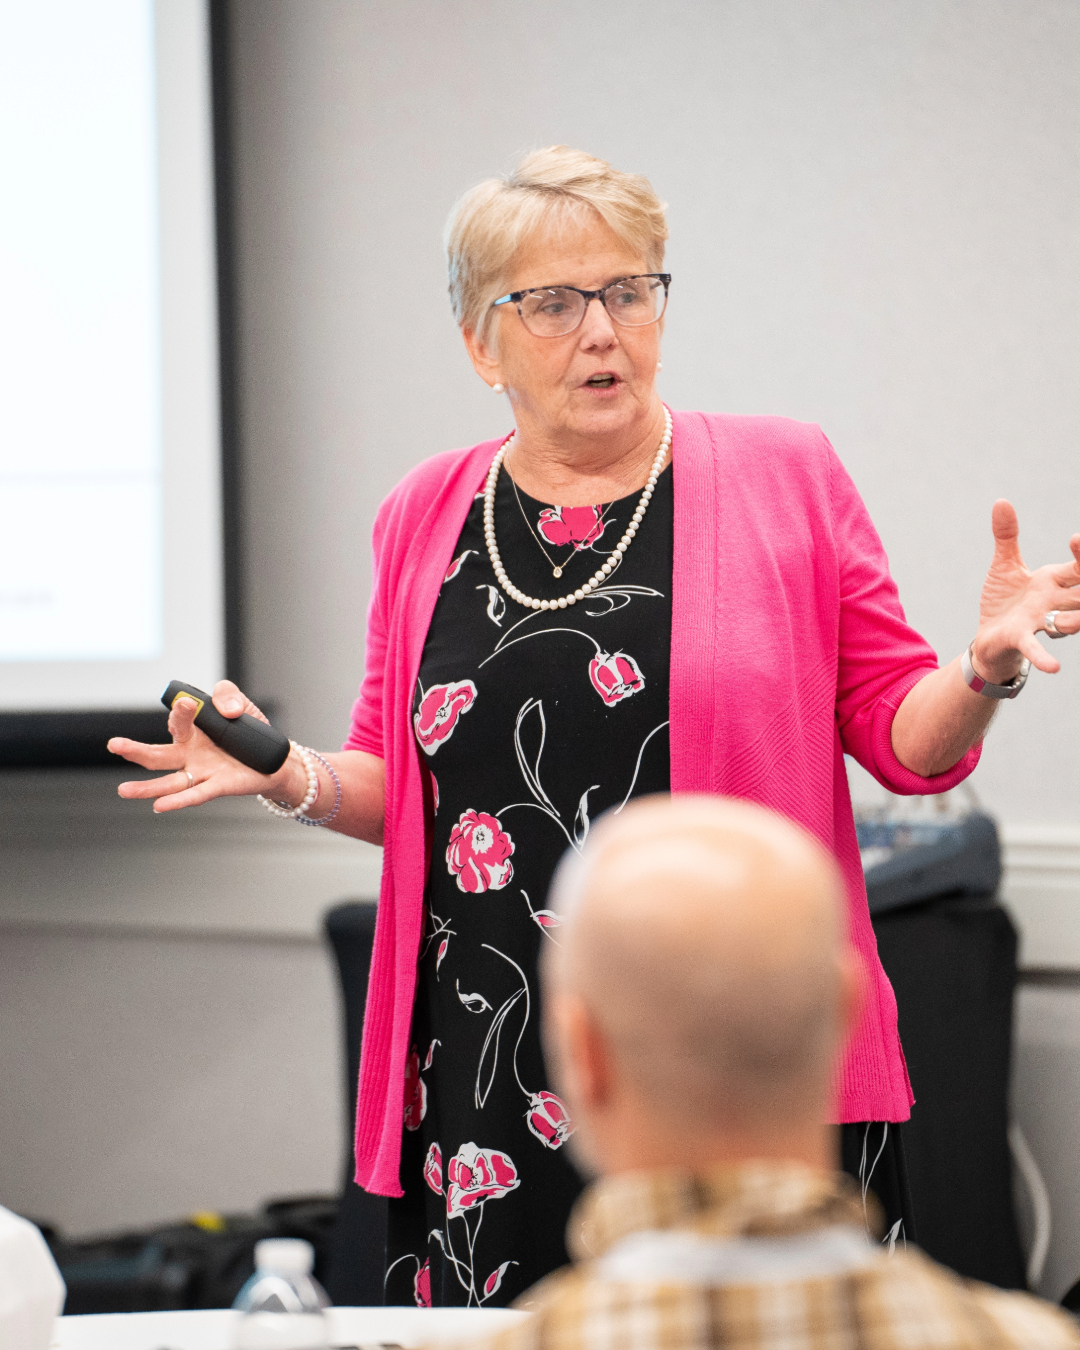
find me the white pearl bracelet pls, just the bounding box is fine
[483,404,672,611]
[257,741,319,820]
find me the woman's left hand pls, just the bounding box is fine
[892,500,1078,776]
[971,499,1080,683]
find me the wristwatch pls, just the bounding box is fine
[961,641,1030,700]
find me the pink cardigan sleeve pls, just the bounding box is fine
[826,437,980,793]
[343,501,391,758]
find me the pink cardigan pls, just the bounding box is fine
[344,410,979,1197]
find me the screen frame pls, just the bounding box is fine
[0,0,240,769]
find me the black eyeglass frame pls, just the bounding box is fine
[491,273,671,335]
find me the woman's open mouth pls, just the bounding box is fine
[585,374,617,389]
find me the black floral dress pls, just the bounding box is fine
[383,462,674,1309]
[382,455,917,1309]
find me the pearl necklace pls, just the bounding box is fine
[483,406,672,611]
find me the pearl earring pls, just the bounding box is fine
[492,382,505,394]
[656,360,663,371]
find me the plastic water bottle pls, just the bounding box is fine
[233,1238,330,1350]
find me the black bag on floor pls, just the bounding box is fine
[40,1195,338,1314]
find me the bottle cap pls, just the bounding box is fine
[254,1237,315,1276]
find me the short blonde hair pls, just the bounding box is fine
[445,146,668,341]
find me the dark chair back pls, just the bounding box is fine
[323,901,387,1306]
[874,897,1026,1288]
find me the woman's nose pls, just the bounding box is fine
[579,297,618,348]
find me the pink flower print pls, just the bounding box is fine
[537,504,607,552]
[483,1261,517,1300]
[413,1257,431,1308]
[525,1091,575,1150]
[522,890,563,941]
[446,810,515,893]
[589,650,645,705]
[423,1142,443,1194]
[446,1142,520,1217]
[414,679,477,756]
[403,1047,427,1131]
[444,549,477,582]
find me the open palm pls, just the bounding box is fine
[976,500,1080,677]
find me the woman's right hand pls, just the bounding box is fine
[108,680,305,814]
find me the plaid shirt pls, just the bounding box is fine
[457,1163,1080,1350]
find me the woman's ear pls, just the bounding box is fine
[462,324,502,390]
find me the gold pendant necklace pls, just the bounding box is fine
[505,457,618,578]
[483,406,673,612]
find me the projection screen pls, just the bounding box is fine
[0,0,224,722]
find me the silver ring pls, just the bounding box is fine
[1046,610,1069,639]
[185,771,195,789]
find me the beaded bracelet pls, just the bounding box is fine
[295,749,342,828]
[257,741,317,820]
[256,741,342,828]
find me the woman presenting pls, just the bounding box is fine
[110,146,1080,1306]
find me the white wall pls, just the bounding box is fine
[1014,984,1080,1301]
[0,770,380,1236]
[4,0,1080,1275]
[0,920,342,1236]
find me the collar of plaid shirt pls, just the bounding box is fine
[567,1162,875,1262]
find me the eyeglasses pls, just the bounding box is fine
[491,273,671,338]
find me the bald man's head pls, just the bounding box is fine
[544,796,854,1148]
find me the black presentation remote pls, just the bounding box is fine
[160,681,291,776]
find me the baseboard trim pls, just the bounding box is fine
[1001,827,1080,971]
[1019,968,1080,988]
[3,778,1078,955]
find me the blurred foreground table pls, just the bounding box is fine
[53,1306,527,1350]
